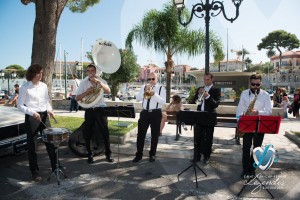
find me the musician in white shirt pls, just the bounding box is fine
[236,74,272,178]
[132,72,166,163]
[76,64,114,164]
[18,64,56,182]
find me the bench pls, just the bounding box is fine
[166,111,240,144]
[166,111,181,140]
[215,113,240,145]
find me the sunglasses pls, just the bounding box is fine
[147,78,155,81]
[250,83,261,87]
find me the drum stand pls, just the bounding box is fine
[47,142,67,185]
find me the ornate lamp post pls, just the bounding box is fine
[173,0,243,73]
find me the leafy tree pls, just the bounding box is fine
[21,0,101,97]
[6,64,26,78]
[266,49,276,59]
[125,2,223,102]
[187,85,196,104]
[257,30,300,71]
[237,48,249,63]
[213,49,225,72]
[87,49,140,101]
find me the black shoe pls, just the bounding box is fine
[149,155,155,162]
[106,155,114,163]
[132,156,142,163]
[203,157,209,164]
[190,156,201,163]
[32,172,43,182]
[87,155,94,164]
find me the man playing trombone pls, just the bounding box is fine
[76,64,114,164]
[191,73,221,164]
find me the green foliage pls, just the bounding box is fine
[86,48,140,100]
[258,30,300,71]
[103,50,140,99]
[5,64,26,78]
[258,30,300,51]
[187,86,196,103]
[66,0,101,13]
[125,1,224,102]
[50,116,137,136]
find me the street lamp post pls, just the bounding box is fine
[64,50,68,99]
[173,0,243,73]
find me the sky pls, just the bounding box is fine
[1,0,300,71]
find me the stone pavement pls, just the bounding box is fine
[0,109,299,200]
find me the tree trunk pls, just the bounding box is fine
[31,0,67,99]
[165,52,173,103]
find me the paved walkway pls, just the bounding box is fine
[54,109,300,166]
[0,109,299,200]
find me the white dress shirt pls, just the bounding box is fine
[76,77,107,108]
[72,78,80,95]
[236,89,272,117]
[18,81,52,116]
[136,84,166,110]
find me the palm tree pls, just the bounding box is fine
[125,2,223,102]
[237,48,249,71]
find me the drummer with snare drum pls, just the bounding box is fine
[18,64,60,182]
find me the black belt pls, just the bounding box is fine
[86,107,104,111]
[142,109,161,112]
[37,111,47,114]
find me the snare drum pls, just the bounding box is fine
[42,128,70,143]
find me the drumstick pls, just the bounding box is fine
[52,116,58,124]
[40,120,47,128]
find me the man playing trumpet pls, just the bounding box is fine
[76,64,114,164]
[191,73,221,164]
[132,72,166,163]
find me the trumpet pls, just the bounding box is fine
[144,84,153,99]
[196,87,206,105]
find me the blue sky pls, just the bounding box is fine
[1,0,300,70]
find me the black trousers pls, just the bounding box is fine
[70,95,79,111]
[242,133,264,171]
[83,107,111,157]
[194,125,214,159]
[25,112,57,174]
[135,109,162,158]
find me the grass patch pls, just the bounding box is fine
[50,116,137,136]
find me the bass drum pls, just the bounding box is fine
[68,121,104,157]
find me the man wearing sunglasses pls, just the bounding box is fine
[132,72,166,163]
[236,74,272,178]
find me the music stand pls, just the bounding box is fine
[177,110,216,188]
[103,105,135,167]
[237,115,281,199]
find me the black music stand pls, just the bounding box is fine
[237,115,281,199]
[177,110,216,188]
[103,105,135,167]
